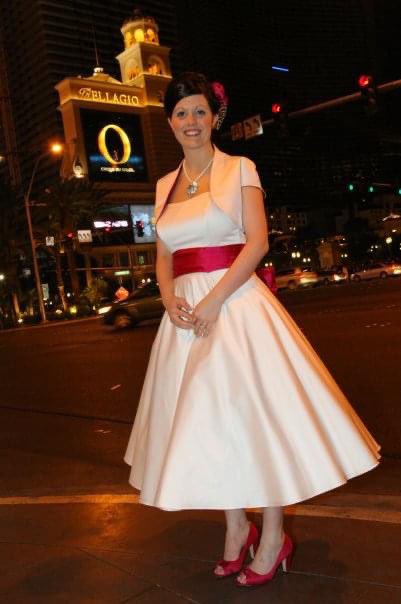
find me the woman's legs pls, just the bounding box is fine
[237,506,284,583]
[214,509,250,575]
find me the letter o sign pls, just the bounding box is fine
[97,124,131,165]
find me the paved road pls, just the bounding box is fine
[0,277,400,499]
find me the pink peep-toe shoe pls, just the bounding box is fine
[236,533,293,587]
[214,522,259,578]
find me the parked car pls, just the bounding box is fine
[100,282,164,328]
[316,268,348,286]
[350,262,401,282]
[275,267,318,290]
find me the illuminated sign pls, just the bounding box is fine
[78,87,139,106]
[98,124,131,167]
[94,220,129,228]
[80,109,148,182]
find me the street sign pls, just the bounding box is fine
[42,283,49,300]
[77,229,92,243]
[243,114,263,140]
[231,122,244,141]
[45,236,55,246]
[114,270,130,276]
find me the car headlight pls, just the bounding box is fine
[98,305,112,315]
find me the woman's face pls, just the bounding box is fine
[168,94,218,151]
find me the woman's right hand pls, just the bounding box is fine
[164,294,193,329]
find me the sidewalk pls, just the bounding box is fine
[1,459,400,603]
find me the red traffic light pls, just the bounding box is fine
[358,75,373,88]
[66,232,74,239]
[272,103,282,114]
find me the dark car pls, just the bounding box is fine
[101,282,164,328]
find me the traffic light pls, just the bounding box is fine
[272,102,289,138]
[358,75,378,116]
[347,183,355,192]
[65,231,74,249]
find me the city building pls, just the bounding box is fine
[0,0,180,191]
[54,10,181,290]
[0,4,182,295]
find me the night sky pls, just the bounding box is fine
[1,0,401,209]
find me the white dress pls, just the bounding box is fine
[124,192,380,511]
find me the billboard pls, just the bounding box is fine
[80,108,148,182]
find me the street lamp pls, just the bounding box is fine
[24,142,63,322]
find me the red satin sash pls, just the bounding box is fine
[172,244,245,278]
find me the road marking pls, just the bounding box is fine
[0,494,400,524]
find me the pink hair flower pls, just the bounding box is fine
[211,81,228,107]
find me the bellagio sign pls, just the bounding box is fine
[78,87,140,107]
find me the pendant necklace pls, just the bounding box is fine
[182,155,214,196]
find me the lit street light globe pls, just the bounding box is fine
[50,142,63,155]
[385,237,393,244]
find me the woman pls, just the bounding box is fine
[124,72,380,588]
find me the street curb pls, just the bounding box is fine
[0,315,102,334]
[0,493,400,524]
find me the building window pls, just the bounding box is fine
[137,252,149,265]
[147,55,164,75]
[120,252,129,267]
[102,254,114,267]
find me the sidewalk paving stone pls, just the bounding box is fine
[0,502,400,603]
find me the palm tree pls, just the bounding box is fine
[35,177,106,302]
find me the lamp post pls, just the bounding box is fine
[24,143,63,323]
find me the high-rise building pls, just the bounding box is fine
[0,0,180,191]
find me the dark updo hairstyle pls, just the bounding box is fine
[164,72,221,118]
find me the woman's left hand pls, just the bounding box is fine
[192,294,223,337]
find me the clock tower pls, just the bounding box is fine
[117,9,172,101]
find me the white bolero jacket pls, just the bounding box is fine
[154,146,264,230]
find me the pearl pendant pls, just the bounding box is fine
[187,181,199,195]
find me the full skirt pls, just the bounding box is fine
[124,271,380,510]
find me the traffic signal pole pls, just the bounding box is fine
[222,77,401,139]
[268,78,401,125]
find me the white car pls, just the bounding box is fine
[317,269,348,285]
[350,262,401,281]
[275,267,318,290]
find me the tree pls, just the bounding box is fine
[343,216,373,261]
[35,178,106,301]
[0,178,26,322]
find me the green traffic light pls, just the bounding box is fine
[348,184,354,192]
[398,188,401,195]
[368,185,374,193]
